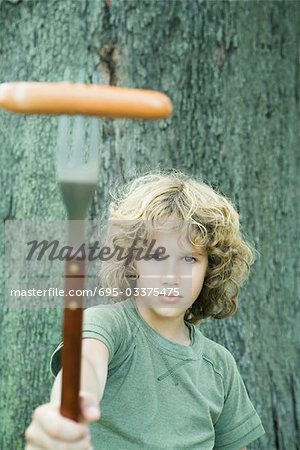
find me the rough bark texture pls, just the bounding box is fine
[0,0,299,448]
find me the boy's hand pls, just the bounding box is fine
[25,391,100,449]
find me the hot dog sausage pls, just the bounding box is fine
[0,82,172,119]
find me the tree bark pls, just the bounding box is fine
[0,0,299,448]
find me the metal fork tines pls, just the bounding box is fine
[57,111,99,220]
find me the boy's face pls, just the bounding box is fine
[133,227,208,320]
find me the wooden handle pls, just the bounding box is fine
[0,82,172,119]
[60,257,85,422]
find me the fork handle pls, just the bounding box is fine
[60,222,86,422]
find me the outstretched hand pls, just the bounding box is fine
[25,391,100,450]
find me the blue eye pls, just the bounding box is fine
[183,256,197,263]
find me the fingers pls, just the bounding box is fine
[26,447,93,450]
[25,421,91,449]
[25,445,45,450]
[34,404,89,441]
[79,391,100,423]
[25,403,92,450]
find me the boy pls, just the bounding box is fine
[25,170,265,449]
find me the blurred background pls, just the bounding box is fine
[0,0,299,448]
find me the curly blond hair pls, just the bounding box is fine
[99,169,256,324]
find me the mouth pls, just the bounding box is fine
[159,294,183,302]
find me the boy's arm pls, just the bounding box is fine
[50,338,109,406]
[25,339,108,448]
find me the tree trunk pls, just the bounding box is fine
[0,0,299,448]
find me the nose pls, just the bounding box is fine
[160,257,180,285]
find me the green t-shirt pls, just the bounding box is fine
[50,298,265,449]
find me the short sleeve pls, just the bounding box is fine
[81,304,130,365]
[214,350,265,449]
[49,341,63,377]
[49,303,132,378]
